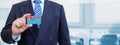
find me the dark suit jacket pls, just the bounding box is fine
[1,0,71,45]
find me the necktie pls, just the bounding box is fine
[33,0,42,28]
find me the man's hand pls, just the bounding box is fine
[12,14,32,35]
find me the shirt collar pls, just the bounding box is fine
[31,0,45,3]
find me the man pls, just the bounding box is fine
[1,0,71,45]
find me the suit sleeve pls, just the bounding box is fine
[58,5,71,45]
[1,5,17,44]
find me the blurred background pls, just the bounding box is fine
[0,0,120,45]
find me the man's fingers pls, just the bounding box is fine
[22,13,31,19]
[13,18,25,28]
[16,21,22,28]
[20,18,26,25]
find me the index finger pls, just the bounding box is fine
[22,13,31,19]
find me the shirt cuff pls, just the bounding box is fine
[12,34,21,41]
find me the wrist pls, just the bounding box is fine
[12,31,20,36]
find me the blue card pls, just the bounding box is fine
[26,15,41,25]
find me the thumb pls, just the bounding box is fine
[26,24,32,28]
[23,24,32,30]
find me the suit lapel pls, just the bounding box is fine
[34,0,54,45]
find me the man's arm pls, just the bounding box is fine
[58,5,71,45]
[1,4,32,44]
[1,5,17,44]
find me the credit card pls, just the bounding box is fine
[26,15,41,25]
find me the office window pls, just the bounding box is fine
[91,0,120,28]
[89,0,120,45]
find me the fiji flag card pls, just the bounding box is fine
[26,15,41,25]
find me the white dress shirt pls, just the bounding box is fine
[31,0,45,14]
[12,0,45,41]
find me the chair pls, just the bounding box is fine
[76,38,84,45]
[100,34,117,45]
